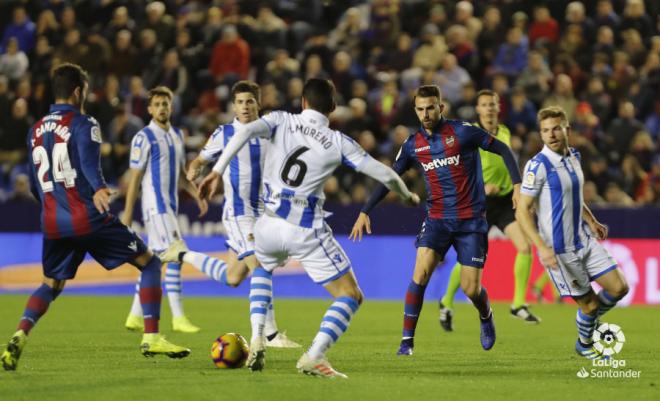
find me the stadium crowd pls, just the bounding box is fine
[0,0,658,207]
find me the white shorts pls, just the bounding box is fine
[254,213,352,284]
[545,236,618,297]
[144,212,182,252]
[223,208,257,260]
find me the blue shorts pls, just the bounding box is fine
[43,216,148,280]
[415,217,489,268]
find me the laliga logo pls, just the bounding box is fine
[592,323,625,356]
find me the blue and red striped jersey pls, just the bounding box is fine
[393,118,494,220]
[27,104,109,239]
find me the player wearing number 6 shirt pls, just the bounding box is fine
[198,79,419,379]
[1,64,189,372]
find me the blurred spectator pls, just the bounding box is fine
[593,26,616,58]
[328,7,366,51]
[412,24,447,71]
[629,131,656,171]
[1,6,36,53]
[0,37,29,83]
[209,25,250,86]
[645,100,660,140]
[125,76,149,124]
[515,51,552,106]
[6,173,35,203]
[605,101,645,164]
[477,7,505,73]
[542,74,578,123]
[59,6,81,35]
[108,30,139,80]
[604,182,635,206]
[436,53,470,105]
[564,1,596,43]
[369,74,403,134]
[104,6,136,44]
[108,103,143,176]
[585,155,619,195]
[572,101,604,144]
[0,98,30,169]
[595,0,620,30]
[446,24,478,75]
[30,36,53,83]
[529,5,559,47]
[283,77,303,113]
[453,82,477,122]
[492,27,527,79]
[453,1,482,43]
[54,29,87,68]
[558,24,587,66]
[35,9,59,47]
[87,75,122,133]
[343,98,379,140]
[0,75,10,127]
[583,76,612,125]
[506,88,537,137]
[386,33,414,73]
[620,154,653,204]
[265,49,299,94]
[175,28,204,77]
[621,29,647,68]
[304,54,329,81]
[620,0,653,42]
[138,29,164,86]
[141,1,176,49]
[584,180,606,206]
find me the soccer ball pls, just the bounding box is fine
[211,333,249,368]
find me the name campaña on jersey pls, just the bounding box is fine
[33,115,71,144]
[290,123,333,149]
[421,155,461,171]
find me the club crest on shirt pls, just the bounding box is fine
[445,135,455,147]
[524,172,535,186]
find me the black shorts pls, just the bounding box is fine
[485,192,516,232]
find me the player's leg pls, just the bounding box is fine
[503,221,540,323]
[85,217,189,358]
[438,262,461,332]
[397,246,444,355]
[297,270,361,379]
[572,290,604,359]
[455,232,495,350]
[2,236,82,371]
[1,278,66,371]
[586,239,629,318]
[125,277,144,330]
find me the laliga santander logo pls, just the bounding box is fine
[592,323,625,356]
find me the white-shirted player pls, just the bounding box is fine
[516,106,629,359]
[122,86,208,333]
[182,81,300,348]
[198,79,419,378]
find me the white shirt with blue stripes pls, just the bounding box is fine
[521,145,588,254]
[129,120,185,217]
[200,118,266,218]
[256,109,367,229]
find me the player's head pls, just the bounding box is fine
[413,85,444,130]
[231,81,260,124]
[147,86,173,125]
[475,89,500,123]
[302,78,336,115]
[537,106,570,154]
[52,63,89,108]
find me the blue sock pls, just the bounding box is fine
[576,309,597,345]
[308,296,360,359]
[249,267,272,341]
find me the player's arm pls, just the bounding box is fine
[188,125,225,181]
[122,132,149,226]
[199,117,274,199]
[582,203,608,240]
[180,166,208,217]
[75,117,112,213]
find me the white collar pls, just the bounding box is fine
[301,109,329,127]
[541,145,570,165]
[148,120,174,136]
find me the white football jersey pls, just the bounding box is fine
[129,121,185,217]
[255,109,367,229]
[200,118,266,218]
[521,145,588,254]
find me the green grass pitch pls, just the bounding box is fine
[1,295,658,401]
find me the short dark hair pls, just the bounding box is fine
[413,85,442,105]
[302,78,336,114]
[147,86,173,105]
[231,80,261,103]
[52,63,88,100]
[475,89,498,104]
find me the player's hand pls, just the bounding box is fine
[406,193,420,207]
[198,171,221,200]
[589,221,609,240]
[93,187,114,214]
[511,184,521,209]
[484,183,500,196]
[538,244,558,269]
[187,165,201,181]
[197,197,209,217]
[349,212,371,242]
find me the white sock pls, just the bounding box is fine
[307,297,359,360]
[165,262,185,317]
[265,301,278,338]
[129,278,143,316]
[249,267,272,342]
[183,251,229,284]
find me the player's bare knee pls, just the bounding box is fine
[580,300,599,316]
[340,285,363,304]
[461,281,479,299]
[610,281,629,299]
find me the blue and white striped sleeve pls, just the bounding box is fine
[200,125,224,162]
[520,157,546,197]
[339,133,368,171]
[129,131,150,170]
